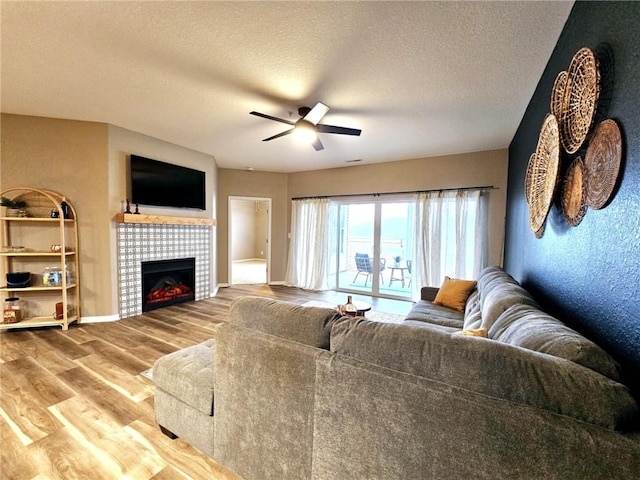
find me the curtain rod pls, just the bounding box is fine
[291,185,496,201]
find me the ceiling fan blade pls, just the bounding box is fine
[316,124,362,136]
[263,128,294,142]
[311,137,325,151]
[303,102,330,125]
[250,111,296,126]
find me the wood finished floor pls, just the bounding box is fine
[0,285,413,479]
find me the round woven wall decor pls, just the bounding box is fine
[562,157,588,227]
[560,47,600,154]
[584,118,622,209]
[528,114,561,234]
[550,70,568,120]
[524,153,536,205]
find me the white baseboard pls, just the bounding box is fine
[80,314,120,324]
[269,281,285,286]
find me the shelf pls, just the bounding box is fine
[2,187,81,331]
[1,283,77,292]
[0,315,79,331]
[115,213,216,226]
[1,217,74,222]
[1,251,75,257]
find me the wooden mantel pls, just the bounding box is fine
[115,213,216,226]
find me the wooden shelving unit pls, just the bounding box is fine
[1,187,80,331]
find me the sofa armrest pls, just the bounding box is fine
[420,287,439,301]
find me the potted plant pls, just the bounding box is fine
[1,196,28,217]
[393,255,402,267]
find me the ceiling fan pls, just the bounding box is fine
[250,102,361,151]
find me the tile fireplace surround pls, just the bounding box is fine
[117,221,212,318]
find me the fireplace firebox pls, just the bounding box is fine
[141,258,195,312]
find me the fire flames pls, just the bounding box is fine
[145,280,193,304]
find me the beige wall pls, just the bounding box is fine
[217,150,508,286]
[287,149,509,269]
[1,114,218,318]
[230,199,258,261]
[1,114,112,317]
[217,170,288,284]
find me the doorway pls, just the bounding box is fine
[333,200,413,299]
[228,197,271,285]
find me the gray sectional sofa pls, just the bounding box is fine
[153,266,640,479]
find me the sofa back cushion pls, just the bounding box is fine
[489,304,621,381]
[330,318,638,430]
[476,266,539,331]
[229,296,343,349]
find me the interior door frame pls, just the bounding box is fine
[228,196,272,285]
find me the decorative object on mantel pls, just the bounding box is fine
[134,203,140,214]
[584,118,623,210]
[559,47,600,154]
[124,199,132,214]
[561,157,588,227]
[528,114,561,234]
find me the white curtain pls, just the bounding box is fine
[411,189,488,299]
[285,198,332,290]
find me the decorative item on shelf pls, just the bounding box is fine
[51,208,59,218]
[559,47,600,154]
[2,246,26,253]
[584,118,622,210]
[54,302,64,320]
[1,196,28,217]
[3,297,22,324]
[528,114,561,235]
[561,157,588,227]
[60,197,71,219]
[50,244,62,253]
[6,272,31,288]
[134,203,140,214]
[124,199,132,214]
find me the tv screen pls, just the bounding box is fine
[130,154,206,210]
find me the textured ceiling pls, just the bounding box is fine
[1,1,574,173]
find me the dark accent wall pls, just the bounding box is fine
[505,1,640,389]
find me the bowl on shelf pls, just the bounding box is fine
[2,245,26,253]
[6,272,31,288]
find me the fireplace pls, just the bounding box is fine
[141,258,196,312]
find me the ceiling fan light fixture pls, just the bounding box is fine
[292,120,317,144]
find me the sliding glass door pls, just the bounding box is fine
[334,200,413,299]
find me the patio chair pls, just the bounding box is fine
[353,253,386,287]
[406,259,412,287]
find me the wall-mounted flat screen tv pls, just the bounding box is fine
[130,154,206,210]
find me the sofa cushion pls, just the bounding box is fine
[489,304,621,381]
[463,289,482,329]
[153,338,216,416]
[229,296,343,349]
[479,280,538,331]
[330,319,638,430]
[403,300,464,328]
[432,276,477,312]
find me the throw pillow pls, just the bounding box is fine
[433,276,477,312]
[456,327,488,337]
